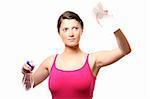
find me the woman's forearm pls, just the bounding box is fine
[114,29,131,55]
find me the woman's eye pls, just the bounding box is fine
[75,27,78,30]
[73,27,79,30]
[63,28,68,31]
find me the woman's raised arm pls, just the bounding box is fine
[92,29,131,68]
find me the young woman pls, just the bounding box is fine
[22,10,131,99]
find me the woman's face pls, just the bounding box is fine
[59,19,83,47]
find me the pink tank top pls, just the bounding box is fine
[48,54,96,99]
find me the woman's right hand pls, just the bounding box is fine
[22,61,35,90]
[22,61,34,74]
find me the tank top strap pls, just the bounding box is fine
[54,54,58,64]
[85,53,96,78]
[50,54,58,70]
[85,53,89,63]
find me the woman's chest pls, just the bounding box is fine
[49,69,94,93]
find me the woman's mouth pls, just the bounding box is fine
[68,38,75,42]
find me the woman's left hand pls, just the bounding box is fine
[93,1,120,33]
[93,1,108,24]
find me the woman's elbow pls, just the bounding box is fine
[124,47,132,55]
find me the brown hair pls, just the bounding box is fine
[57,11,84,33]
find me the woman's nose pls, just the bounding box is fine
[68,30,74,37]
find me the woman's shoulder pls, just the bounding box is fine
[88,53,97,68]
[88,52,96,61]
[42,54,57,71]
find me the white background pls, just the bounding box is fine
[0,0,149,99]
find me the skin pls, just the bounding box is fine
[22,18,131,89]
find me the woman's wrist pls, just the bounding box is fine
[22,73,34,90]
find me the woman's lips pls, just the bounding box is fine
[68,38,75,42]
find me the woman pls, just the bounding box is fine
[22,10,131,99]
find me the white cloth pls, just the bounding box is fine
[92,1,120,33]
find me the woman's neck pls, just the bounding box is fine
[63,44,83,55]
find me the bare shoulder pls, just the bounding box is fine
[41,54,56,73]
[88,52,103,77]
[88,51,107,67]
[88,53,97,69]
[89,52,101,62]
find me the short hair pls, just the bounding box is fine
[57,11,84,33]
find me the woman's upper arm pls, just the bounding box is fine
[33,55,55,87]
[92,48,125,68]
